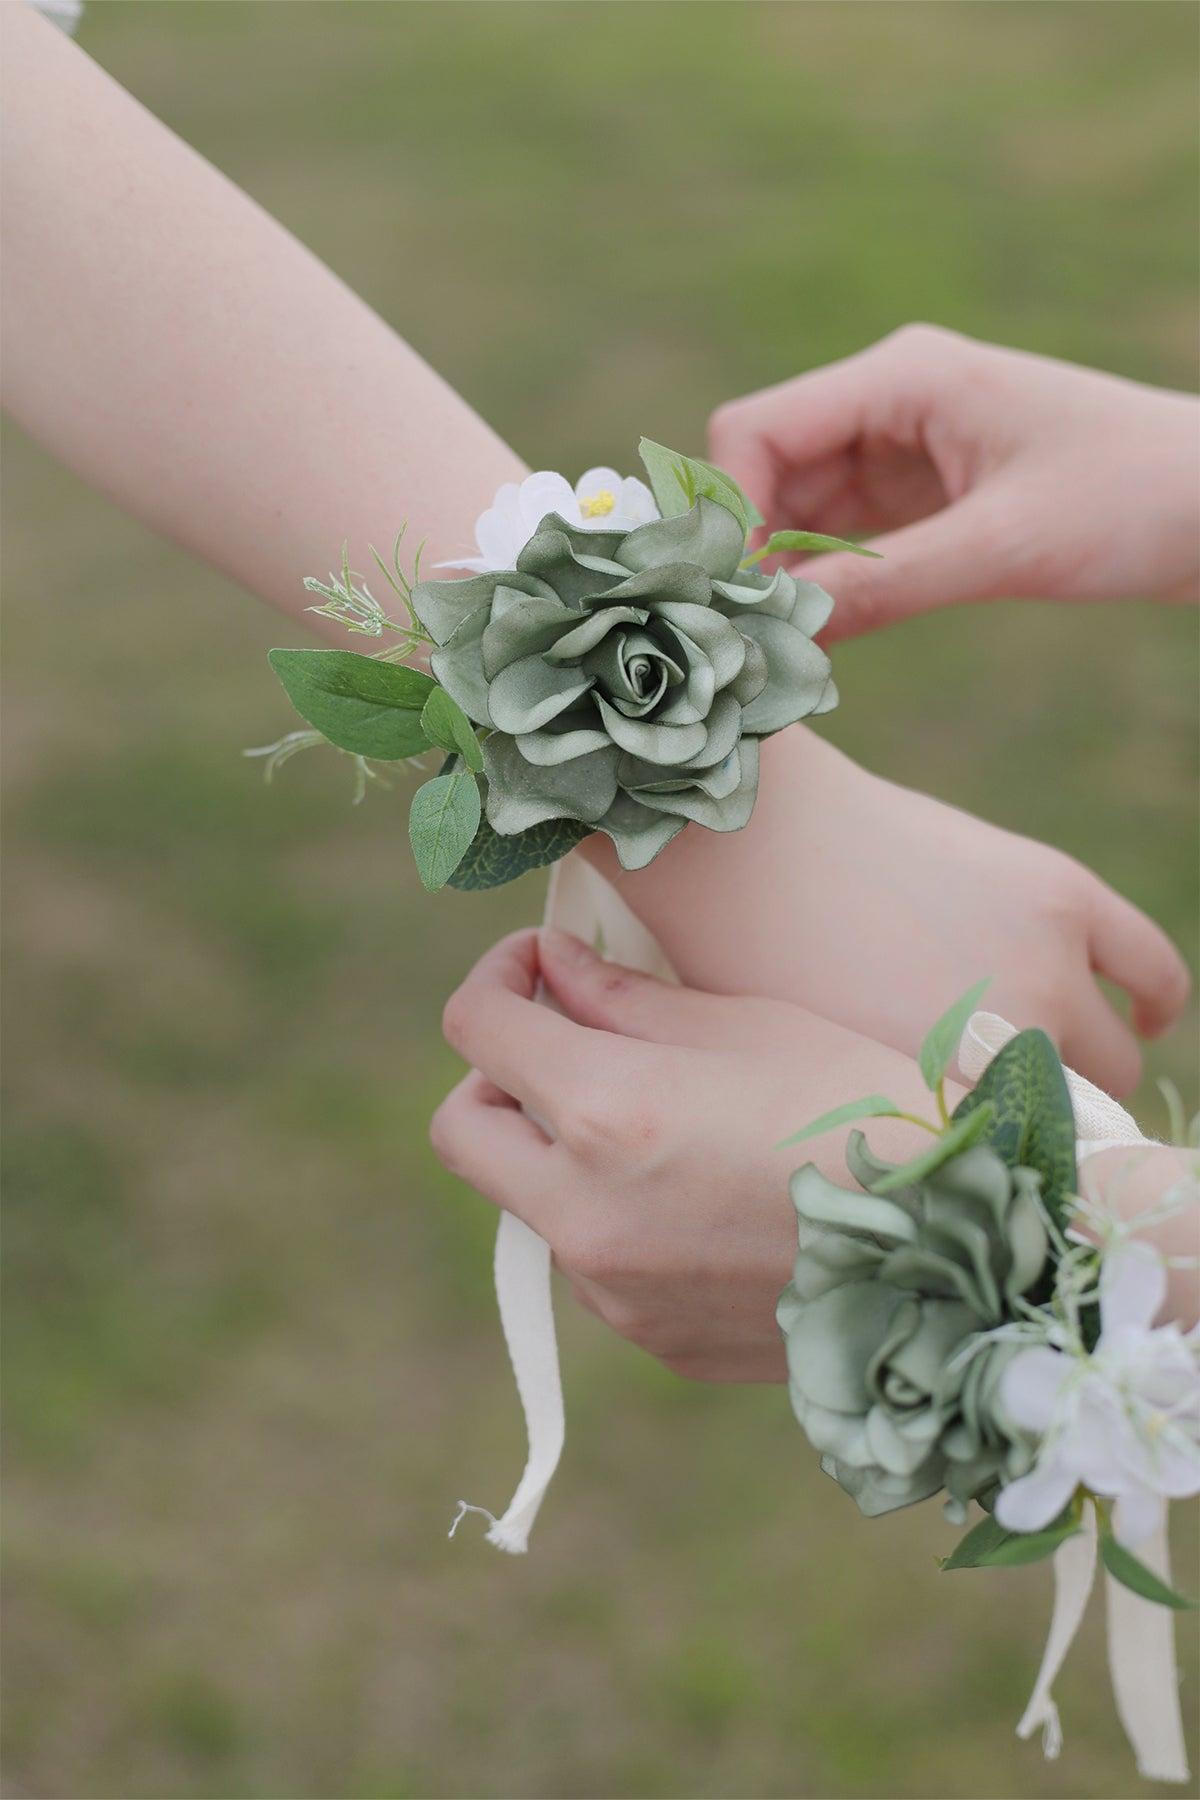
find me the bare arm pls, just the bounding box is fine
[0,5,524,628]
[2,9,1186,1090]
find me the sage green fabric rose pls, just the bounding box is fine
[777,1136,1048,1517]
[410,498,836,869]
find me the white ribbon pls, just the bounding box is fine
[960,1010,1189,1783]
[450,856,674,1554]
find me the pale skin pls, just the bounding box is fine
[432,929,1199,1382]
[4,6,1185,1098]
[3,10,1193,1368]
[708,323,1200,640]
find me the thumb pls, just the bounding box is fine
[799,491,1003,643]
[539,928,758,1050]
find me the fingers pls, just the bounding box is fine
[708,323,973,526]
[429,1070,558,1229]
[1088,889,1191,1039]
[708,352,878,527]
[538,927,775,1051]
[796,489,1004,641]
[441,929,603,1126]
[1060,980,1144,1101]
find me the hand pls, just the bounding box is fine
[431,927,962,1383]
[708,325,1200,640]
[582,726,1190,1099]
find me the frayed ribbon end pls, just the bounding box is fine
[448,1500,529,1556]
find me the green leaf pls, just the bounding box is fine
[269,649,435,760]
[408,772,481,893]
[638,437,762,535]
[741,529,882,568]
[446,810,590,892]
[951,1028,1078,1234]
[919,977,993,1092]
[941,1510,1080,1571]
[420,687,484,772]
[869,1102,996,1194]
[776,1095,906,1150]
[1100,1532,1196,1609]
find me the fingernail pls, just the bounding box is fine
[541,927,595,966]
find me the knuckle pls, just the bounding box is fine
[562,1079,664,1166]
[890,320,942,352]
[428,1098,461,1173]
[440,985,473,1056]
[1160,952,1191,1011]
[707,397,748,444]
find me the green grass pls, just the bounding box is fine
[2,3,1197,1797]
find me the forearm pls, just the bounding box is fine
[0,6,524,631]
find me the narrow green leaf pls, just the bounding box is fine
[638,437,760,535]
[1099,1532,1196,1609]
[941,1508,1079,1570]
[952,1028,1078,1235]
[919,977,993,1092]
[420,687,484,772]
[269,649,435,760]
[408,772,481,893]
[742,529,882,568]
[869,1102,995,1194]
[446,810,590,892]
[776,1095,904,1150]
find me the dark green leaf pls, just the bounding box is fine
[919,977,993,1092]
[742,529,882,567]
[420,687,484,772]
[408,772,481,892]
[776,1095,905,1150]
[941,1509,1079,1570]
[638,437,760,536]
[446,811,590,892]
[1100,1532,1196,1609]
[952,1029,1077,1234]
[268,649,435,760]
[869,1102,995,1194]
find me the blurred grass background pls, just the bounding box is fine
[2,3,1197,1797]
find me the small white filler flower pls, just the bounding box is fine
[996,1240,1200,1546]
[441,468,659,574]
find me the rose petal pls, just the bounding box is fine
[487,655,593,735]
[483,735,619,832]
[616,497,746,582]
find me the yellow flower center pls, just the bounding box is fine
[580,488,617,519]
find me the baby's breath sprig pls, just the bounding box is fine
[304,532,432,660]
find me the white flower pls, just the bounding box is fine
[995,1241,1200,1546]
[440,468,659,574]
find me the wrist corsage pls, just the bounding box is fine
[778,987,1200,1783]
[253,440,872,889]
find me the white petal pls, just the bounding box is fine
[618,475,660,525]
[433,554,490,574]
[1100,1239,1167,1339]
[994,1456,1079,1534]
[474,503,523,572]
[575,467,623,501]
[518,472,578,538]
[1002,1346,1071,1433]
